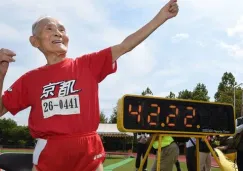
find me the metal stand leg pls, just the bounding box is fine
[204,137,224,171]
[138,134,157,171]
[156,135,162,171]
[196,138,200,171]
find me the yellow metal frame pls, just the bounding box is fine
[117,94,236,136]
[137,134,224,171]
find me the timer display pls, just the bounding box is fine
[117,95,235,136]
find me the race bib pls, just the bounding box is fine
[42,95,80,118]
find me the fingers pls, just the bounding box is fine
[1,54,15,62]
[0,48,16,57]
[169,2,179,13]
[0,48,16,63]
[167,0,177,6]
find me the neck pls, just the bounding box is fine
[45,52,66,65]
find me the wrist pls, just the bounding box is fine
[153,14,167,26]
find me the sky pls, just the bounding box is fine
[0,0,243,126]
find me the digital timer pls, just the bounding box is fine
[117,95,235,136]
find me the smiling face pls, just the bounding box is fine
[30,17,69,57]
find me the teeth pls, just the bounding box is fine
[52,40,62,44]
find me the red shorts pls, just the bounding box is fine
[33,132,105,171]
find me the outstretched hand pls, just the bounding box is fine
[0,48,16,78]
[158,0,179,21]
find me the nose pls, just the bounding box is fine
[54,29,62,37]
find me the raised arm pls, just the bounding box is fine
[111,0,179,63]
[0,48,16,117]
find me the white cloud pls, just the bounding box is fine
[216,14,243,66]
[227,16,243,37]
[171,33,189,43]
[219,42,243,59]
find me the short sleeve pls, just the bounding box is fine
[2,74,30,115]
[80,47,117,83]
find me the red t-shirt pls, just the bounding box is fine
[2,47,117,139]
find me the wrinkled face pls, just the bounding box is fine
[32,18,69,56]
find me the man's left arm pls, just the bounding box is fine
[111,0,179,63]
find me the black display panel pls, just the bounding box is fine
[120,95,235,135]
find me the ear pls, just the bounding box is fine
[29,36,40,48]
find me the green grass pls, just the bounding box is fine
[104,158,221,171]
[103,156,125,167]
[1,149,33,153]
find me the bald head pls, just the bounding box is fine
[32,16,64,36]
[32,16,50,35]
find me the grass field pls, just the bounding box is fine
[103,156,125,167]
[104,157,221,171]
[1,148,33,153]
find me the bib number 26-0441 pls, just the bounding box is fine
[42,95,80,118]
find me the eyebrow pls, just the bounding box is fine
[44,23,66,31]
[58,25,65,29]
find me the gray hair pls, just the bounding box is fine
[32,16,52,35]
